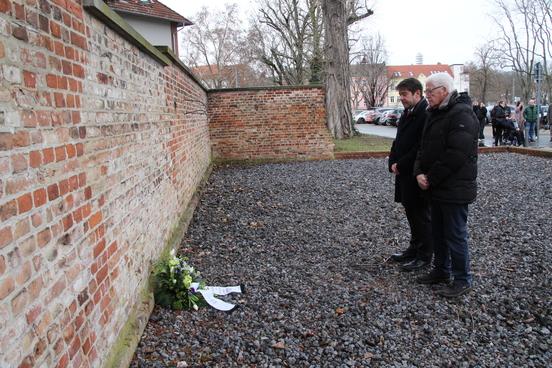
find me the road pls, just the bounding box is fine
[356,123,552,150]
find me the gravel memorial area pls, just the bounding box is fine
[131,153,551,368]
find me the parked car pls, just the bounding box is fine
[373,107,395,125]
[353,108,377,124]
[380,108,404,126]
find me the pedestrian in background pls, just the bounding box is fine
[388,78,432,271]
[523,99,538,143]
[414,72,479,298]
[491,101,507,146]
[515,101,526,146]
[473,101,487,147]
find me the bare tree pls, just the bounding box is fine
[469,41,502,103]
[323,0,373,138]
[350,34,389,108]
[251,0,321,85]
[492,0,546,102]
[181,4,248,88]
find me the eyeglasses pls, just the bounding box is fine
[424,86,444,95]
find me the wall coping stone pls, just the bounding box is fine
[209,84,325,93]
[83,0,171,66]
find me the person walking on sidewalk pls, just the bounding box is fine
[523,99,538,143]
[388,78,433,271]
[413,72,479,298]
[473,101,487,146]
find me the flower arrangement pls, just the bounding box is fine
[152,249,205,310]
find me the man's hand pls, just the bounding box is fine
[391,163,399,175]
[416,174,429,190]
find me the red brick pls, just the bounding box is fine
[62,214,73,231]
[50,21,61,38]
[56,353,69,368]
[48,277,65,301]
[58,76,68,90]
[54,145,66,162]
[66,144,76,158]
[11,153,27,173]
[61,60,71,74]
[0,276,15,300]
[0,226,13,248]
[42,147,54,163]
[28,277,43,299]
[0,0,10,14]
[14,2,23,19]
[37,228,51,248]
[13,131,31,148]
[47,183,59,201]
[93,239,105,259]
[79,173,87,187]
[72,63,84,78]
[76,143,84,156]
[0,132,14,150]
[0,200,17,221]
[23,71,36,88]
[54,40,64,56]
[69,175,79,190]
[17,193,33,213]
[46,73,57,88]
[37,111,51,126]
[26,304,42,324]
[29,150,42,168]
[70,32,86,50]
[33,188,47,207]
[59,179,69,195]
[0,40,4,58]
[88,211,102,229]
[54,92,65,107]
[66,94,75,108]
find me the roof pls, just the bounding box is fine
[386,64,453,79]
[106,0,192,26]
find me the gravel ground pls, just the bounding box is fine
[131,153,551,368]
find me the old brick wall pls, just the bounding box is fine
[0,1,210,367]
[208,87,335,160]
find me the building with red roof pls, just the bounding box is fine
[106,0,192,57]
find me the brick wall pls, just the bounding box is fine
[0,1,210,367]
[208,87,335,160]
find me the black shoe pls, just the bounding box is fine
[436,283,472,298]
[416,269,451,285]
[390,251,416,263]
[401,258,431,272]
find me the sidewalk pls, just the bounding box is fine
[481,126,552,150]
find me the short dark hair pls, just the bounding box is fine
[396,78,423,94]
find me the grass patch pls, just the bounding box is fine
[333,134,393,152]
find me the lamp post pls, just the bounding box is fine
[535,62,542,140]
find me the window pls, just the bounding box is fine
[390,96,395,103]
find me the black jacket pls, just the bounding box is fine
[491,105,507,123]
[388,98,428,204]
[473,105,487,121]
[413,91,479,204]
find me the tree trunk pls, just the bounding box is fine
[322,0,353,139]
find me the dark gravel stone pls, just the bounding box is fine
[131,154,552,367]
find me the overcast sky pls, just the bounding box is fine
[161,0,499,66]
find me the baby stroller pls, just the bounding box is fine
[502,119,524,146]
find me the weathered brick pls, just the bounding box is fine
[50,21,61,38]
[15,261,32,285]
[59,179,69,196]
[0,276,15,300]
[0,226,13,249]
[29,150,42,168]
[46,73,57,88]
[0,200,17,221]
[42,147,54,163]
[21,110,37,127]
[14,2,22,19]
[37,228,51,248]
[11,153,27,173]
[0,40,4,59]
[0,132,14,150]
[0,255,5,275]
[12,26,28,41]
[14,218,30,240]
[23,71,36,88]
[33,188,47,207]
[13,131,31,147]
[54,145,66,162]
[47,183,59,201]
[11,288,29,315]
[31,213,42,228]
[0,0,10,14]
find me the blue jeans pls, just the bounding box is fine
[431,201,472,287]
[525,121,536,141]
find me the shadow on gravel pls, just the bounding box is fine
[132,153,552,368]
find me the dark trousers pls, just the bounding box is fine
[431,201,472,286]
[478,119,485,140]
[403,201,433,261]
[494,125,503,146]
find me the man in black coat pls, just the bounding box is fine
[414,73,479,298]
[388,78,432,271]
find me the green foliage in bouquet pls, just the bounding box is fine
[152,249,206,310]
